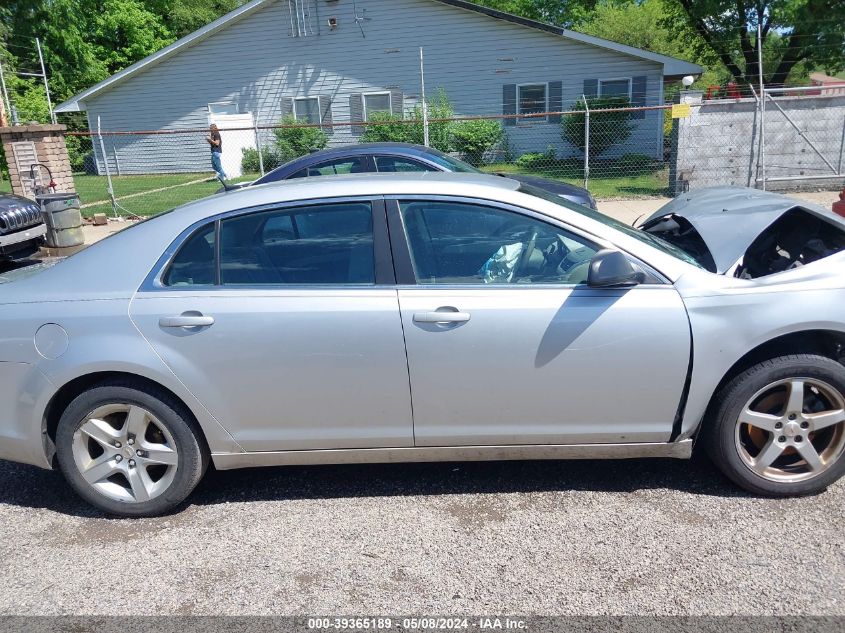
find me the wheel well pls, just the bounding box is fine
[715,330,845,393]
[43,371,208,467]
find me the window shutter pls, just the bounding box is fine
[583,79,599,99]
[503,84,517,126]
[390,91,404,118]
[631,75,647,120]
[281,97,295,121]
[350,93,364,135]
[319,96,334,134]
[548,81,563,123]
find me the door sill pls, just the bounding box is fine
[211,440,693,470]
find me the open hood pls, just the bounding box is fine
[638,186,845,278]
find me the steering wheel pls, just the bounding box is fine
[514,230,539,280]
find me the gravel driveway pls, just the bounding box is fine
[0,453,842,616]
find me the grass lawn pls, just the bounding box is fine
[481,163,669,199]
[3,163,666,218]
[73,172,258,217]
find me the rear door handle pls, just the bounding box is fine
[159,314,215,328]
[413,311,471,324]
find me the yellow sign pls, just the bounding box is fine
[672,103,692,119]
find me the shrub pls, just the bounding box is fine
[273,115,328,161]
[515,148,557,170]
[451,119,503,166]
[561,96,635,158]
[361,111,413,144]
[241,146,287,173]
[361,88,454,153]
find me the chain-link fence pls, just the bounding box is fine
[65,91,844,219]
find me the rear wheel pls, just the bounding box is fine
[56,382,208,517]
[704,354,845,496]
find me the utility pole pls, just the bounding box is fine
[0,60,11,127]
[36,38,56,124]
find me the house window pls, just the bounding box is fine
[599,78,632,100]
[363,92,392,120]
[518,84,547,117]
[208,102,239,116]
[294,97,321,124]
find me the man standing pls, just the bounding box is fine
[206,123,226,180]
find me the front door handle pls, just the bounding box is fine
[413,310,471,324]
[159,313,215,328]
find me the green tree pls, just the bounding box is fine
[93,0,174,73]
[666,0,845,86]
[561,95,634,157]
[471,0,598,26]
[145,0,244,39]
[570,0,725,88]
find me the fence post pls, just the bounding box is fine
[582,94,590,191]
[757,22,766,190]
[97,116,118,218]
[255,106,265,176]
[420,47,430,147]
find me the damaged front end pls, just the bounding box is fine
[638,187,845,279]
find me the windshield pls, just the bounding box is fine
[422,148,481,173]
[518,184,704,268]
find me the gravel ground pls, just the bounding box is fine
[0,453,842,616]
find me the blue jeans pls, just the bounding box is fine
[211,151,226,180]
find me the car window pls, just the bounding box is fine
[163,223,216,286]
[289,156,369,178]
[420,148,480,173]
[400,200,598,285]
[220,202,374,285]
[518,184,705,269]
[374,156,436,173]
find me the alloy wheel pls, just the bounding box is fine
[71,403,179,503]
[735,377,845,483]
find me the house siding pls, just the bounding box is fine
[85,0,666,174]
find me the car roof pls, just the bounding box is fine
[3,172,696,303]
[256,143,441,179]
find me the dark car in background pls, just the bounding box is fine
[240,143,597,209]
[0,193,46,263]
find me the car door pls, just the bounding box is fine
[387,197,692,447]
[129,198,414,452]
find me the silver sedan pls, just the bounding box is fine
[1,173,844,517]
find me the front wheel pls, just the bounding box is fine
[704,354,845,496]
[56,382,208,517]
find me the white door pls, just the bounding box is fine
[208,111,256,179]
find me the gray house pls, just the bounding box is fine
[55,0,701,174]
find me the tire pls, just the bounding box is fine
[56,380,208,517]
[703,354,845,497]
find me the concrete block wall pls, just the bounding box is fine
[672,93,845,193]
[0,124,76,199]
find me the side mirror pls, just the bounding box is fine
[587,249,646,288]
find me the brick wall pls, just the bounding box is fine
[0,124,76,199]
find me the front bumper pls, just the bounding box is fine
[0,224,47,258]
[0,361,55,469]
